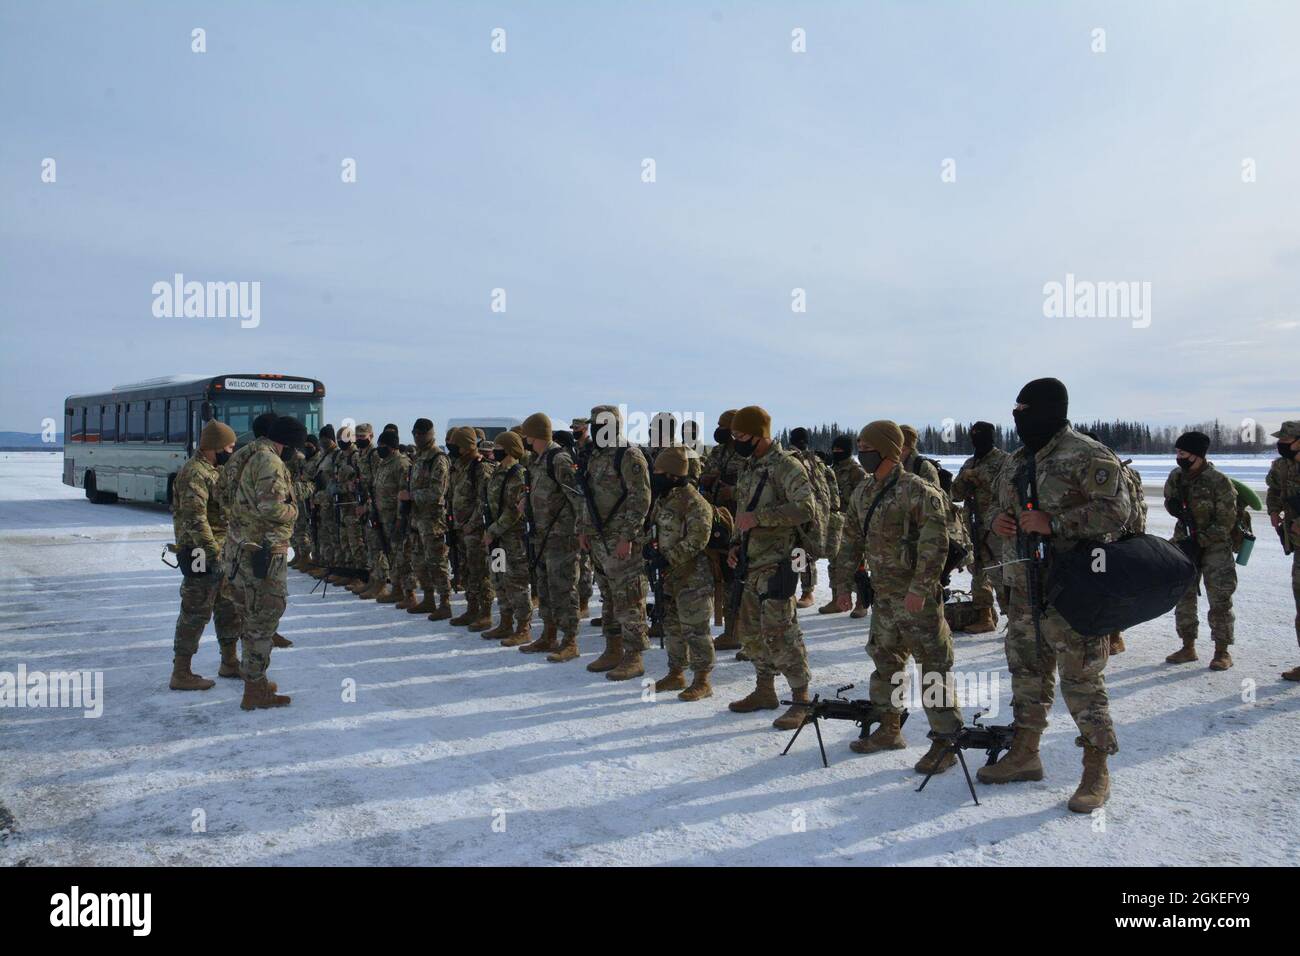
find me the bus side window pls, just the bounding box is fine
[87,406,100,443]
[126,402,144,441]
[168,399,188,444]
[147,401,165,442]
[102,404,118,442]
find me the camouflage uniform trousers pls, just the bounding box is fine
[824,515,844,596]
[461,528,495,611]
[737,561,810,688]
[591,537,648,653]
[1175,544,1237,645]
[664,568,715,673]
[536,531,580,634]
[577,549,594,606]
[291,508,310,564]
[318,501,342,567]
[490,532,534,624]
[381,510,415,591]
[173,571,242,657]
[866,589,963,734]
[363,512,391,582]
[968,532,999,611]
[233,551,288,682]
[1005,585,1117,754]
[341,509,367,570]
[412,520,452,599]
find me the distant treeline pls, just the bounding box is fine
[775,420,1274,456]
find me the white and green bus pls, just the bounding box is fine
[63,373,326,505]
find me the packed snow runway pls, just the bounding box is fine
[1,452,1297,866]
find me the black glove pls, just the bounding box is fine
[250,545,272,579]
[1164,497,1184,520]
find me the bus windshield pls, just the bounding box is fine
[213,396,323,441]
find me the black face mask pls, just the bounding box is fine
[377,446,394,459]
[448,445,460,459]
[357,438,371,449]
[971,432,994,459]
[214,450,232,466]
[339,441,352,451]
[280,446,296,463]
[714,427,730,444]
[493,449,507,463]
[1013,378,1069,453]
[831,448,850,464]
[1278,441,1297,460]
[858,450,882,472]
[303,446,318,460]
[650,473,676,497]
[733,437,757,458]
[1176,457,1193,472]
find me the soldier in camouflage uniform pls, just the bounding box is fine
[702,410,743,649]
[648,446,716,700]
[576,405,652,680]
[724,406,816,729]
[899,425,942,488]
[1163,432,1238,670]
[950,421,1009,631]
[788,427,838,609]
[169,419,242,690]
[519,413,582,657]
[307,424,341,580]
[400,418,453,619]
[449,427,496,630]
[833,421,964,771]
[569,418,595,618]
[293,434,323,572]
[287,436,315,570]
[374,431,414,606]
[353,424,393,600]
[822,434,868,617]
[1267,421,1300,682]
[332,428,370,593]
[228,416,304,709]
[981,379,1131,813]
[480,430,533,642]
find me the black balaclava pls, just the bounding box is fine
[789,427,809,451]
[830,435,852,464]
[970,421,995,459]
[1013,378,1069,453]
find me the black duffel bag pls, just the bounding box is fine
[1044,533,1196,637]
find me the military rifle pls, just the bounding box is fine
[728,471,769,614]
[915,712,1015,806]
[778,683,907,768]
[644,526,667,649]
[1013,458,1047,657]
[1276,491,1300,556]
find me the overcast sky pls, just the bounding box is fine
[3,1,1298,439]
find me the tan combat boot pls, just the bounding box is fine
[427,594,453,621]
[272,632,293,649]
[169,655,215,691]
[407,587,437,614]
[377,582,403,605]
[914,739,958,775]
[346,578,368,594]
[1166,637,1198,664]
[218,643,242,679]
[482,610,514,640]
[501,619,533,647]
[728,673,779,713]
[1067,744,1110,813]
[975,728,1043,783]
[1109,632,1126,654]
[396,587,419,610]
[1283,665,1300,682]
[586,634,623,671]
[679,670,713,701]
[358,577,384,600]
[547,631,579,663]
[817,592,843,614]
[965,607,998,634]
[579,600,590,619]
[849,712,905,753]
[796,590,815,609]
[850,598,869,619]
[607,648,644,681]
[240,677,291,710]
[654,666,687,693]
[521,621,560,654]
[449,598,478,627]
[1209,641,1233,671]
[713,617,741,652]
[773,685,811,730]
[467,601,495,631]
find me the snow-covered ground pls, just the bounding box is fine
[1,451,1296,866]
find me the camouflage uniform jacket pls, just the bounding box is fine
[903,450,942,488]
[484,461,526,540]
[576,443,651,544]
[652,482,712,589]
[702,443,741,501]
[952,447,1009,526]
[334,445,362,502]
[374,451,410,518]
[835,466,950,599]
[994,425,1133,590]
[410,442,450,530]
[313,443,339,507]
[1164,462,1237,551]
[730,442,815,569]
[172,454,226,558]
[217,438,260,518]
[1265,455,1300,518]
[833,456,866,513]
[528,443,578,539]
[452,456,495,529]
[230,438,298,552]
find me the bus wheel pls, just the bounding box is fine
[84,471,118,505]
